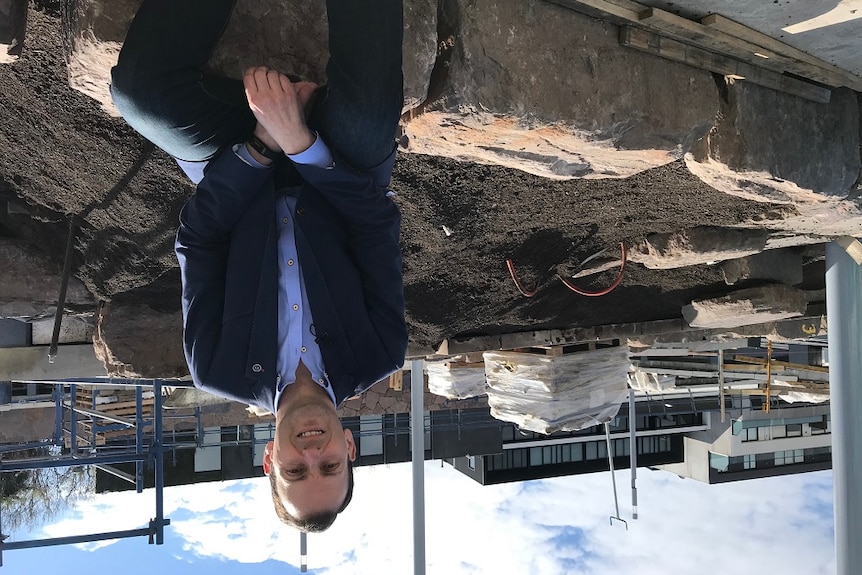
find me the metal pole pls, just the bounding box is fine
[410,360,426,575]
[300,531,308,572]
[48,219,77,364]
[136,386,144,493]
[628,390,638,520]
[53,384,63,446]
[69,385,78,455]
[605,422,627,530]
[825,241,862,575]
[153,380,165,545]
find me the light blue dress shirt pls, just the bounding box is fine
[175,134,337,409]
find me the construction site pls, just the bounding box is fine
[0,0,861,573]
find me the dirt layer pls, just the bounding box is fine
[0,6,796,353]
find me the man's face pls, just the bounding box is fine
[263,393,356,520]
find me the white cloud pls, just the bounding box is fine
[33,463,835,574]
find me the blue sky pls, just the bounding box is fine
[5,463,835,574]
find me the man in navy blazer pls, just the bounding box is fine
[111,0,406,532]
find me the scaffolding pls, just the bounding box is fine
[0,378,195,567]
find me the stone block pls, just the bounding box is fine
[629,227,770,270]
[30,315,94,345]
[721,249,804,286]
[93,297,186,378]
[682,284,808,329]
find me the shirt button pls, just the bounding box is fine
[301,346,307,353]
[251,363,262,373]
[282,217,289,224]
[292,304,299,311]
[288,259,295,266]
[318,378,325,384]
[296,207,304,215]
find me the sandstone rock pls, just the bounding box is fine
[93,298,187,378]
[629,227,770,270]
[68,0,437,117]
[0,238,95,318]
[682,284,808,329]
[721,249,803,286]
[403,0,718,180]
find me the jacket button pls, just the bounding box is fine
[296,206,305,216]
[251,363,262,373]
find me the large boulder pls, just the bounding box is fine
[67,0,437,116]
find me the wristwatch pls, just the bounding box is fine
[246,133,280,160]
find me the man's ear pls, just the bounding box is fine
[343,428,357,462]
[263,440,275,475]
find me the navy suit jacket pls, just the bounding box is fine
[175,146,407,414]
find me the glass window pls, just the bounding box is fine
[771,425,787,439]
[743,454,756,469]
[709,452,729,472]
[467,456,476,470]
[512,450,526,468]
[758,426,771,441]
[530,447,543,466]
[786,424,803,437]
[743,427,758,442]
[585,442,599,460]
[571,444,584,462]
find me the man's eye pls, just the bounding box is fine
[287,468,302,475]
[324,463,339,472]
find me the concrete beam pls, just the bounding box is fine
[0,345,106,380]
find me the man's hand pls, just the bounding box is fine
[243,66,318,155]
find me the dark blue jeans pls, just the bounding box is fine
[111,0,403,171]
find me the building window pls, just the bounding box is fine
[774,450,804,466]
[743,454,756,470]
[786,423,803,437]
[742,427,758,442]
[467,456,475,470]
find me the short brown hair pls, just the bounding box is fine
[268,459,354,532]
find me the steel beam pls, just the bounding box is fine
[0,452,149,472]
[825,241,862,575]
[2,523,171,551]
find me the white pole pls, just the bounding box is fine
[629,390,638,520]
[825,241,862,575]
[410,360,426,575]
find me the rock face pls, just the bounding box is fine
[93,297,187,378]
[691,82,861,196]
[405,0,718,179]
[682,284,809,329]
[0,238,95,317]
